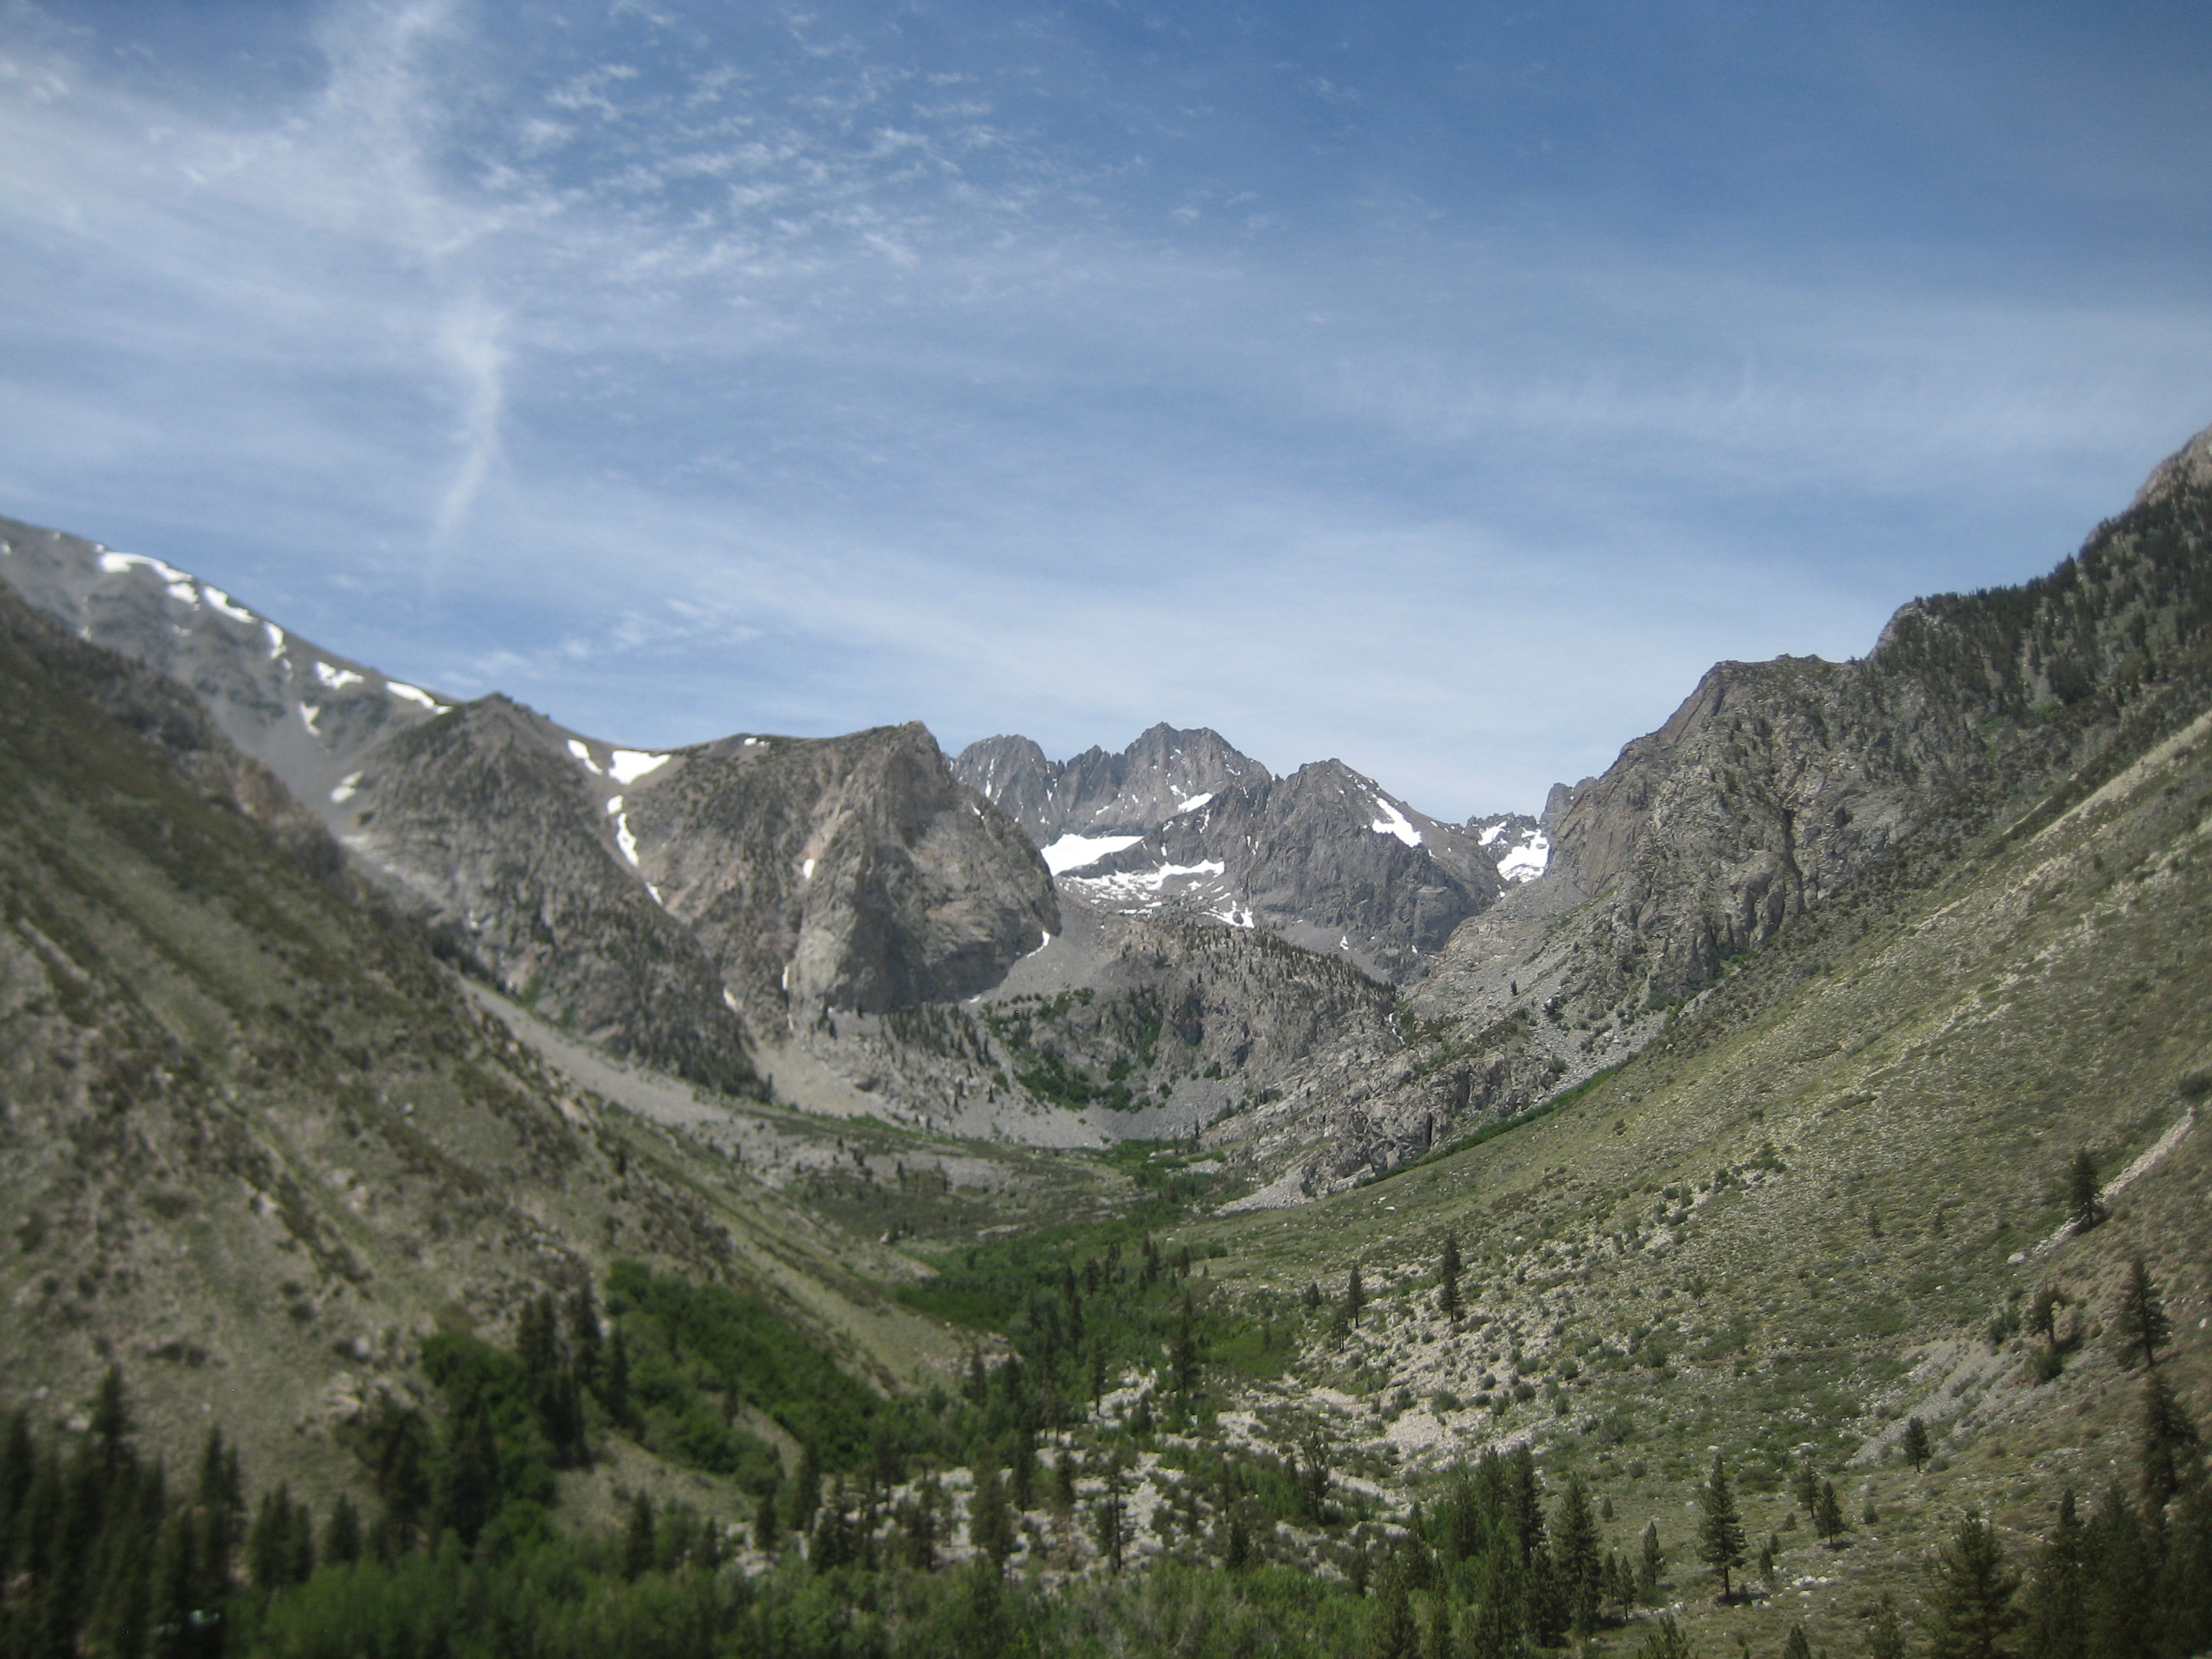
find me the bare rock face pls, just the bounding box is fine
[336,696,762,1095]
[1,514,1058,1095]
[0,516,451,814]
[961,727,1506,981]
[336,706,1056,1086]
[953,723,1270,840]
[1211,420,2212,1192]
[629,722,1058,1020]
[1550,425,2212,1001]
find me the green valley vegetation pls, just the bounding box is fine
[4,1356,2208,1658]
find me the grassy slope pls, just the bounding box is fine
[1184,694,2212,1651]
[0,595,971,1514]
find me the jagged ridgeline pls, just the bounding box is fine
[1224,422,2212,1190]
[1,428,2210,1659]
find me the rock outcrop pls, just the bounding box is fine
[959,727,1509,981]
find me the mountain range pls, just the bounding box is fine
[1,422,2208,1657]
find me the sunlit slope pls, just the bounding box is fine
[0,587,967,1497]
[1189,675,2212,1649]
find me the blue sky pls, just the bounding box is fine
[3,0,2209,816]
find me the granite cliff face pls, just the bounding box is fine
[623,722,1057,1020]
[1,518,1060,1098]
[1202,421,2212,1193]
[953,724,1267,841]
[333,704,1056,1091]
[1549,431,2212,1001]
[958,727,1509,982]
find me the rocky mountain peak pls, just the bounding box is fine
[953,722,1268,843]
[2131,417,2212,510]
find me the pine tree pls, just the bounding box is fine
[900,1470,940,1571]
[1093,1460,1125,1575]
[1696,1452,1747,1601]
[2066,1150,2105,1232]
[437,1402,501,1548]
[2112,1256,2171,1369]
[1553,1473,1602,1635]
[2080,1482,2156,1659]
[250,1483,304,1588]
[1635,1614,1696,1658]
[2018,1488,2083,1659]
[1010,1429,1036,1511]
[1815,1479,1847,1545]
[970,1458,1015,1572]
[1866,1591,1908,1659]
[567,1282,603,1393]
[1466,1534,1525,1659]
[787,1442,822,1535]
[1439,1233,1463,1320]
[1925,1511,2020,1659]
[1636,1519,1665,1604]
[1902,1416,1934,1473]
[603,1327,633,1426]
[1344,1263,1367,1328]
[755,1473,782,1555]
[2139,1367,2203,1514]
[624,1491,656,1580]
[1369,1577,1419,1659]
[1793,1457,1822,1518]
[1172,1298,1202,1398]
[92,1364,133,1483]
[194,1426,243,1604]
[1424,1592,1454,1659]
[1224,1509,1252,1571]
[322,1494,363,1567]
[1509,1445,1546,1560]
[1782,1624,1814,1659]
[1525,1544,1569,1648]
[2025,1283,2062,1349]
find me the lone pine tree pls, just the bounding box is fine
[1696,1453,1748,1601]
[2067,1148,2105,1232]
[1902,1417,1934,1473]
[2139,1369,2203,1513]
[1438,1232,1462,1319]
[1815,1478,1848,1545]
[1636,1520,1665,1604]
[1924,1511,2020,1659]
[2113,1256,2172,1369]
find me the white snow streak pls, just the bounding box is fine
[1370,796,1423,847]
[567,738,602,773]
[608,750,670,784]
[1042,832,1144,874]
[1176,792,1215,814]
[387,683,449,713]
[606,795,641,866]
[315,662,364,690]
[202,585,254,623]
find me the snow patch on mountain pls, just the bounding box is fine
[1370,796,1422,848]
[608,749,670,784]
[1043,832,1146,874]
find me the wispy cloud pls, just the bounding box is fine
[2,0,2209,816]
